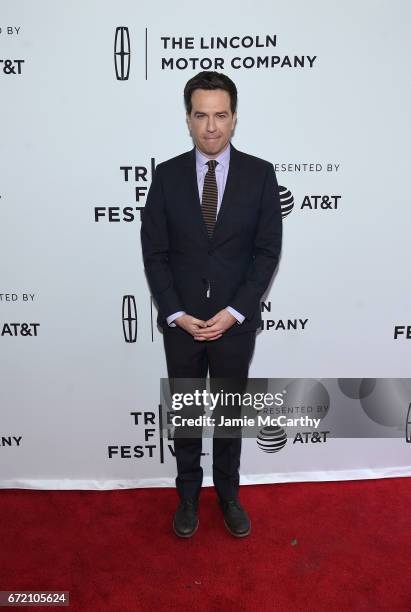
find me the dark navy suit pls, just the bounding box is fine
[141,141,282,501]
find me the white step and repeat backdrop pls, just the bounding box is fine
[1,0,411,489]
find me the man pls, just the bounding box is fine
[141,71,282,538]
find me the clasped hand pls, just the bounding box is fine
[175,309,237,341]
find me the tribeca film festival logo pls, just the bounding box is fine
[94,160,156,223]
[108,388,180,463]
[107,411,164,461]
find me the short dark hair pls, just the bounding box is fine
[183,71,237,115]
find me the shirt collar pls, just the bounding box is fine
[195,141,231,171]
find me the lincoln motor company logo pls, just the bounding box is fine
[122,295,137,342]
[114,27,131,80]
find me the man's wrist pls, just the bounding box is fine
[166,311,186,327]
[226,306,245,325]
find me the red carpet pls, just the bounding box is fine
[1,478,410,611]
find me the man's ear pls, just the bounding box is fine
[232,112,237,130]
[186,112,191,131]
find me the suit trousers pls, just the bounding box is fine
[163,326,256,502]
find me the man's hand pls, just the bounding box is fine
[174,314,208,337]
[193,308,237,341]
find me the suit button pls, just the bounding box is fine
[208,249,214,255]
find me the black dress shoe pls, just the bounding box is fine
[173,499,199,538]
[219,498,251,537]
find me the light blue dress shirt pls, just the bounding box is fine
[167,142,245,327]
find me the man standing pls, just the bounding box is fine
[141,71,282,538]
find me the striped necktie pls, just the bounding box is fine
[201,159,218,238]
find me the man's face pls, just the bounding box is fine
[186,88,237,158]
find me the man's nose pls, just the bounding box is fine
[206,117,217,132]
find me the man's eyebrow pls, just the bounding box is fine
[193,111,229,115]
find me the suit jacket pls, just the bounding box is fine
[140,142,282,336]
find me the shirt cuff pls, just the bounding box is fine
[166,311,186,327]
[226,306,245,325]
